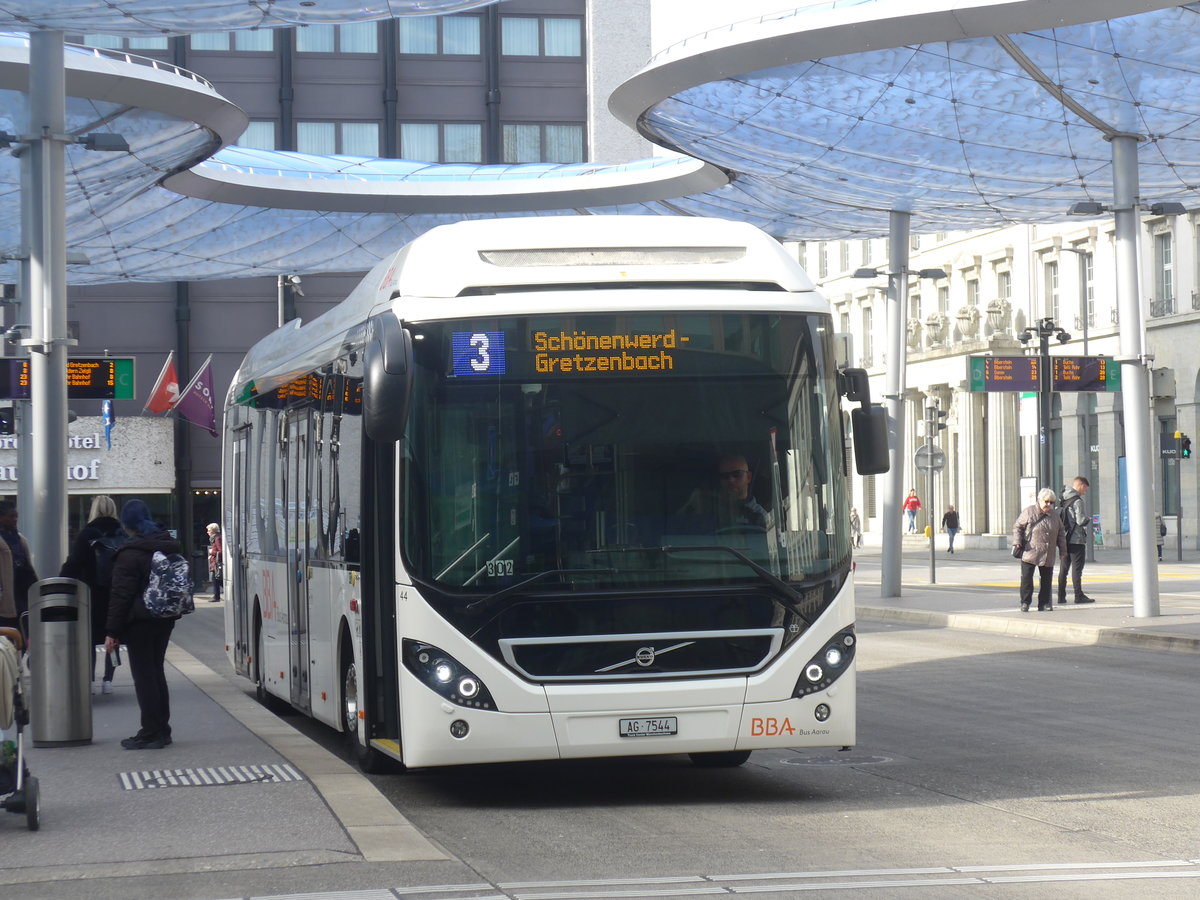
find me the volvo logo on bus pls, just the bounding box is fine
[635,647,656,667]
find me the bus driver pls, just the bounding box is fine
[677,454,771,531]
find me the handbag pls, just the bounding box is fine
[1011,543,1024,559]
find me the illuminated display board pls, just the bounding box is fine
[244,374,362,411]
[0,358,135,400]
[452,328,690,377]
[968,355,1120,392]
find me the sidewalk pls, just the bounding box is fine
[0,601,450,898]
[854,537,1200,654]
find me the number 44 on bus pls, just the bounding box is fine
[222,215,888,772]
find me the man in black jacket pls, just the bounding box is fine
[1057,476,1095,605]
[103,499,182,750]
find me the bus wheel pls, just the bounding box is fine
[689,750,752,768]
[341,652,399,775]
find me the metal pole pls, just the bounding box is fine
[880,210,910,598]
[926,407,936,584]
[1177,432,1184,562]
[1111,133,1159,617]
[26,30,70,573]
[1038,323,1052,492]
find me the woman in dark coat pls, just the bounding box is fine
[1012,488,1068,613]
[103,499,182,750]
[60,495,123,693]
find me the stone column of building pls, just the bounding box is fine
[986,390,1020,536]
[1178,379,1199,551]
[956,389,987,541]
[1093,392,1121,548]
[1058,392,1087,491]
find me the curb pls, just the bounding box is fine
[166,644,450,863]
[857,605,1200,655]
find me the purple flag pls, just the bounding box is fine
[174,355,217,437]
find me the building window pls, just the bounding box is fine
[861,239,872,266]
[398,14,481,55]
[190,31,274,52]
[862,307,873,367]
[1078,250,1094,327]
[1155,231,1174,314]
[83,34,168,51]
[967,278,980,308]
[908,292,920,321]
[998,269,1012,301]
[297,121,380,157]
[937,285,950,316]
[818,242,828,279]
[502,123,583,163]
[839,242,850,273]
[1043,259,1059,321]
[239,121,277,150]
[501,16,582,57]
[400,122,483,163]
[296,22,378,54]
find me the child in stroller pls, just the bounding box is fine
[0,626,38,830]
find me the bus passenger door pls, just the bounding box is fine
[229,425,251,677]
[285,412,312,712]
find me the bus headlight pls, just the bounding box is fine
[403,640,496,710]
[793,627,856,698]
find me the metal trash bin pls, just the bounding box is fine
[29,578,92,746]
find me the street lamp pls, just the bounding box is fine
[1018,318,1071,491]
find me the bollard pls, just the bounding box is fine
[29,578,92,746]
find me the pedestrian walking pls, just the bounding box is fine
[903,489,922,534]
[206,523,223,602]
[1013,488,1068,612]
[104,499,183,750]
[941,504,960,554]
[849,507,863,548]
[1057,476,1094,604]
[59,495,126,694]
[1156,512,1166,562]
[0,500,37,633]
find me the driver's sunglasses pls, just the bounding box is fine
[719,469,748,480]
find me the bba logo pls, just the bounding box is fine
[750,717,795,737]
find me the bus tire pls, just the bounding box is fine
[341,648,400,775]
[688,750,752,768]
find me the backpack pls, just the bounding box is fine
[90,533,131,588]
[141,550,195,618]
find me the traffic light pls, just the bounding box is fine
[1183,435,1192,460]
[925,405,948,432]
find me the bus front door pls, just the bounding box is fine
[229,424,251,677]
[285,412,312,712]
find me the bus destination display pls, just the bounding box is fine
[968,355,1120,393]
[452,328,689,377]
[0,357,135,400]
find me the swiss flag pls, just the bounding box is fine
[144,351,179,414]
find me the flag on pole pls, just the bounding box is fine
[144,351,179,414]
[174,354,218,437]
[101,399,114,449]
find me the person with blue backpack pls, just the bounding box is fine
[103,499,193,750]
[59,495,126,695]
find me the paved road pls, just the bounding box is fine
[161,589,1200,899]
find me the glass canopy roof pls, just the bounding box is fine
[4,0,1200,283]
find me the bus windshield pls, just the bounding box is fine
[401,310,850,605]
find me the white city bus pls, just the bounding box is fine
[222,216,888,771]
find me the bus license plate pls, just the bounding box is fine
[619,716,678,737]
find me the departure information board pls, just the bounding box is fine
[968,355,1120,392]
[0,358,135,400]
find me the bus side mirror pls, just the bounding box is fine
[851,404,890,475]
[363,315,412,443]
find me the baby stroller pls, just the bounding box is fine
[0,625,39,830]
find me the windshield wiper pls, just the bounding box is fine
[464,567,618,619]
[659,544,813,625]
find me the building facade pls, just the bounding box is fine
[810,215,1200,551]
